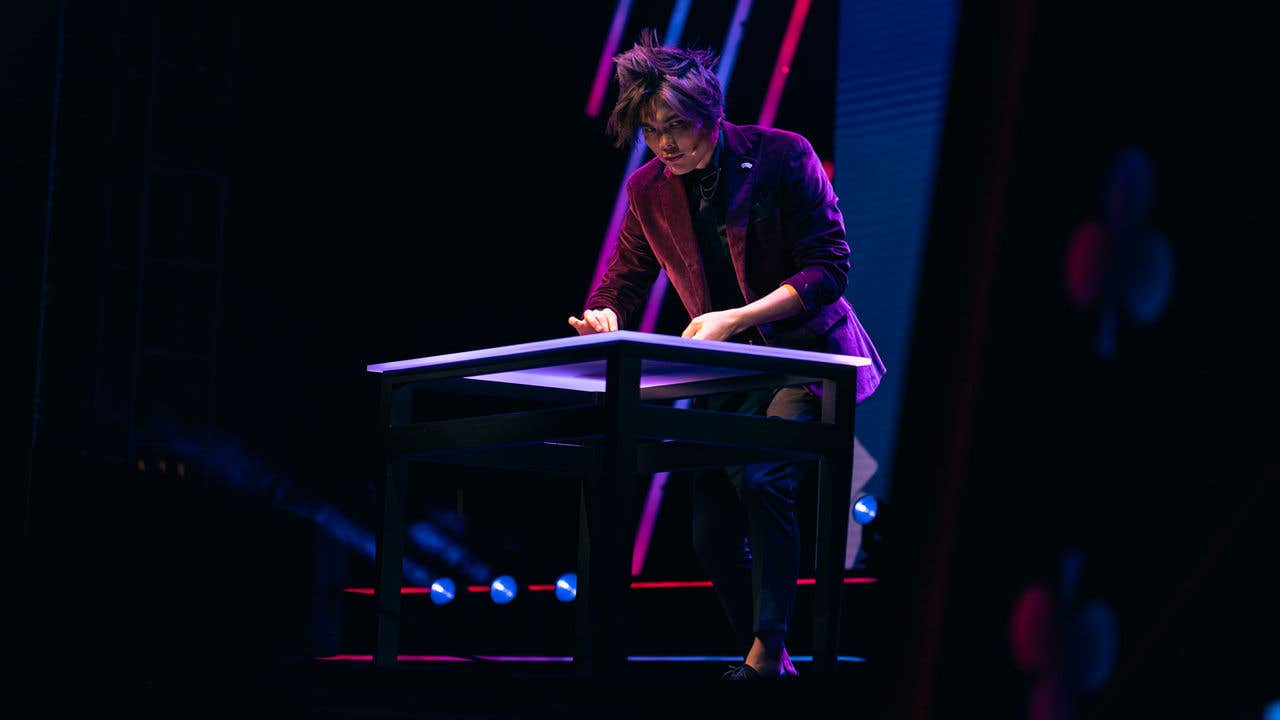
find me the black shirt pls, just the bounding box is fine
[679,132,763,344]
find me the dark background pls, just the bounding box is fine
[5,1,1275,717]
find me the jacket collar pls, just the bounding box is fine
[657,120,759,220]
[654,121,762,315]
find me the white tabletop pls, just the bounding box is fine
[366,331,871,392]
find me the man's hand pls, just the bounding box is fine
[681,309,743,341]
[568,308,619,335]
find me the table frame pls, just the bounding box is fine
[367,331,863,678]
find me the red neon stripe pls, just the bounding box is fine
[344,577,875,595]
[757,0,811,129]
[630,580,715,589]
[907,4,1035,720]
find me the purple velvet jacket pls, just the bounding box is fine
[586,121,885,403]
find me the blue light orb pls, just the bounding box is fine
[430,577,456,606]
[1264,699,1280,720]
[852,494,878,525]
[554,573,578,603]
[490,575,518,605]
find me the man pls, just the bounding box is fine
[570,29,885,679]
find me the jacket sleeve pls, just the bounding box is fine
[778,135,850,311]
[583,188,660,330]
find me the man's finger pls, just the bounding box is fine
[607,313,618,332]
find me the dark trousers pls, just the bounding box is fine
[689,385,819,653]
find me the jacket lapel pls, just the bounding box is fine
[721,122,760,302]
[660,162,712,316]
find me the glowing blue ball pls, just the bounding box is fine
[490,575,518,605]
[554,573,578,602]
[852,494,878,525]
[429,577,456,606]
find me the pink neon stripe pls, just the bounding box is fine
[630,467,670,574]
[525,584,556,591]
[629,394,690,573]
[632,3,814,569]
[320,654,867,665]
[637,271,669,333]
[586,3,694,303]
[466,585,490,593]
[475,656,573,662]
[586,185,632,298]
[318,654,474,662]
[630,3,759,576]
[758,0,811,128]
[586,0,633,117]
[320,654,865,664]
[632,1,803,326]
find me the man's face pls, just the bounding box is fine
[640,98,718,176]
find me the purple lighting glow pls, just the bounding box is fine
[366,331,871,384]
[586,0,695,300]
[319,654,866,663]
[585,0,633,117]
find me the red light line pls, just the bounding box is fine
[343,577,876,595]
[758,0,811,129]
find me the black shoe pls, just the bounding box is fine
[721,663,764,680]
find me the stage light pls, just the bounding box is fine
[1264,699,1280,720]
[852,494,878,525]
[554,573,577,602]
[490,575,518,605]
[430,578,456,605]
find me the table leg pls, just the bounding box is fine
[374,458,408,666]
[574,352,639,679]
[374,382,411,666]
[813,374,857,674]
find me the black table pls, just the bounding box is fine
[366,331,871,678]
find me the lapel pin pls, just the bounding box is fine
[741,162,753,170]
